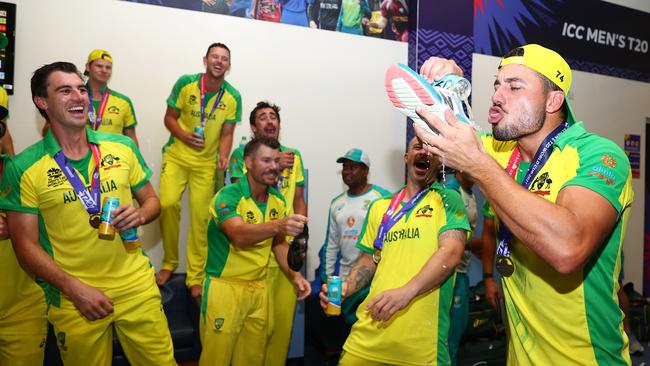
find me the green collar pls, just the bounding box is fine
[44,126,100,157]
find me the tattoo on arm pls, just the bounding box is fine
[349,265,374,294]
[439,229,467,244]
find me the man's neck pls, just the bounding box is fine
[517,118,564,162]
[247,174,269,203]
[403,178,428,201]
[51,123,89,160]
[87,79,107,100]
[348,182,370,196]
[203,73,224,93]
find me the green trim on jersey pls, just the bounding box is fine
[437,273,456,366]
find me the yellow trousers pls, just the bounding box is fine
[159,153,218,287]
[48,282,176,366]
[264,260,298,366]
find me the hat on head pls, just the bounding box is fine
[499,44,576,125]
[84,49,113,75]
[337,148,370,167]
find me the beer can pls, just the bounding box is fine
[194,125,205,140]
[98,197,119,240]
[325,276,342,316]
[120,227,141,252]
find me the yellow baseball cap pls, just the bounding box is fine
[87,49,113,65]
[499,44,576,125]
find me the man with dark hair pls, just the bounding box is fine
[415,44,634,365]
[0,62,174,365]
[320,137,469,365]
[228,100,307,365]
[156,43,242,296]
[83,49,139,145]
[201,136,310,365]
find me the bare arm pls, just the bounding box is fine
[218,123,236,171]
[293,185,307,216]
[8,211,113,320]
[220,213,307,249]
[479,216,501,309]
[123,127,139,148]
[415,107,619,275]
[111,182,161,231]
[365,228,466,321]
[319,251,377,310]
[271,235,311,300]
[163,105,203,151]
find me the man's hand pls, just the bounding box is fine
[180,131,205,151]
[419,56,463,83]
[203,0,216,5]
[309,20,318,29]
[0,216,8,240]
[111,204,145,231]
[319,281,348,313]
[66,279,114,321]
[484,277,502,310]
[277,214,307,237]
[279,150,295,170]
[291,273,312,301]
[218,155,229,171]
[413,108,486,175]
[365,285,417,322]
[190,284,203,299]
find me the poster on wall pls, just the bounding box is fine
[0,2,15,94]
[121,0,408,42]
[624,134,641,179]
[473,0,650,83]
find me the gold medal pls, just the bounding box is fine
[89,214,100,229]
[372,249,382,264]
[496,255,514,277]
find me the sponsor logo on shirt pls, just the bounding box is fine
[601,154,616,168]
[214,318,225,331]
[245,210,256,224]
[270,208,279,220]
[363,199,371,210]
[589,167,616,186]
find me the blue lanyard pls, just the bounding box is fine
[373,186,429,252]
[496,122,569,258]
[199,74,225,128]
[53,144,102,215]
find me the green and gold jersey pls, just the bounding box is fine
[164,73,242,165]
[344,182,470,366]
[481,122,633,366]
[88,85,137,134]
[0,128,154,307]
[0,155,46,319]
[206,175,286,281]
[228,144,305,214]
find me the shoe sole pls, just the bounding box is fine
[385,63,473,135]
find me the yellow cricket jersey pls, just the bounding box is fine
[481,122,634,366]
[0,153,46,319]
[164,73,242,166]
[206,175,287,281]
[0,128,155,307]
[343,182,470,366]
[88,85,137,134]
[228,144,305,214]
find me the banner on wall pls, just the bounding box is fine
[624,134,641,179]
[473,0,650,82]
[122,0,407,42]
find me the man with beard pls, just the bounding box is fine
[1,62,174,365]
[414,44,633,365]
[320,137,469,365]
[156,43,242,298]
[228,101,307,366]
[200,136,310,365]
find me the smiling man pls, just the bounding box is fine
[200,136,310,366]
[228,101,307,365]
[156,43,242,296]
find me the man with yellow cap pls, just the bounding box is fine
[84,49,139,145]
[413,44,633,365]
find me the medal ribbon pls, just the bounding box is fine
[373,186,429,252]
[199,74,225,129]
[53,144,102,215]
[495,122,569,258]
[88,87,111,130]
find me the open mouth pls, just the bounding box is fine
[68,105,85,117]
[414,159,430,170]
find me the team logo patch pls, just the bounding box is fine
[601,154,616,168]
[216,201,231,216]
[107,106,119,114]
[189,95,197,105]
[57,332,68,351]
[346,216,356,227]
[101,154,122,170]
[454,210,465,221]
[269,208,279,220]
[245,211,256,224]
[231,158,238,164]
[47,167,67,187]
[530,171,553,196]
[415,204,433,218]
[214,318,225,331]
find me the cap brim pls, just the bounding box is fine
[336,157,349,163]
